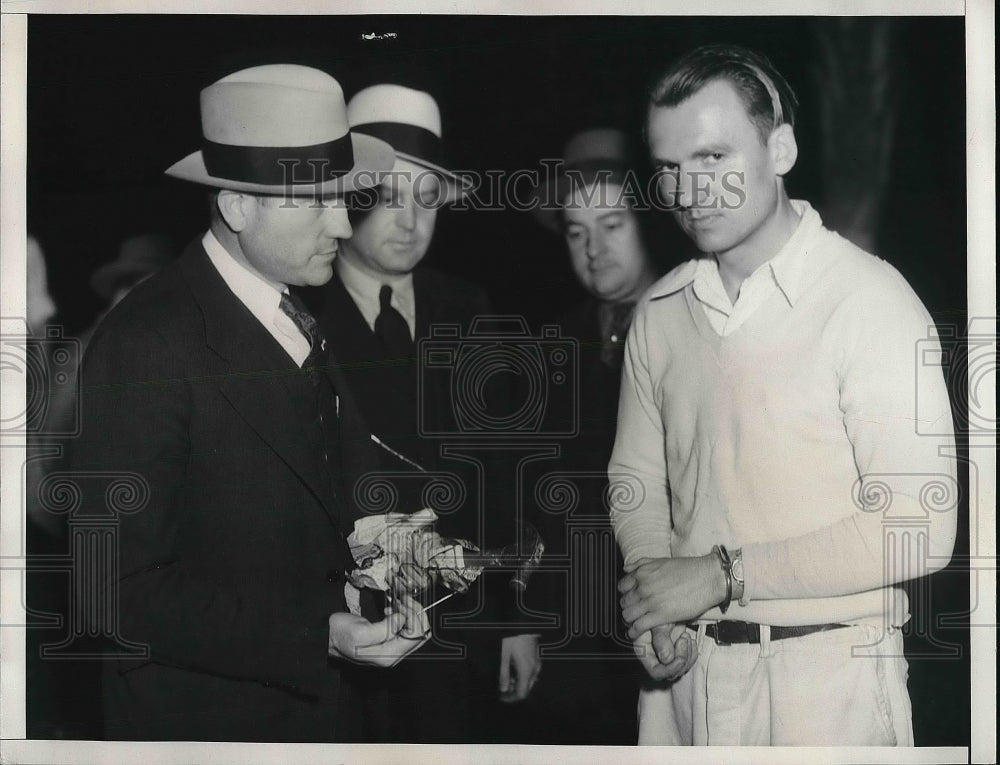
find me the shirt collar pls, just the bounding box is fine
[335,254,415,307]
[202,230,285,319]
[649,199,823,306]
[766,199,822,306]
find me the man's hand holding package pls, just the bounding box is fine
[328,593,430,668]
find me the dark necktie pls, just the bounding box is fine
[601,301,634,369]
[279,291,327,374]
[374,284,414,358]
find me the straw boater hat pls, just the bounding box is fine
[91,233,174,300]
[346,84,472,203]
[529,128,637,233]
[165,64,393,195]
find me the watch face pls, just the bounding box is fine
[731,556,745,583]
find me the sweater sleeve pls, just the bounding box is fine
[608,300,674,569]
[742,267,958,603]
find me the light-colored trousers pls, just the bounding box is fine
[637,623,913,746]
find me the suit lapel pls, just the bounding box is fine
[178,242,337,524]
[413,268,435,341]
[319,272,383,365]
[317,271,418,524]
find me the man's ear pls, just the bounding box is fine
[769,123,798,177]
[216,190,251,233]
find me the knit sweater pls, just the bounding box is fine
[609,201,957,627]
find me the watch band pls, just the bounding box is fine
[713,544,733,614]
[726,546,746,606]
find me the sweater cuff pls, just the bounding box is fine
[741,543,762,607]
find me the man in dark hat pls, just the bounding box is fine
[311,83,541,743]
[70,64,429,742]
[520,128,674,744]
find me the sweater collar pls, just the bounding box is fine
[650,200,822,307]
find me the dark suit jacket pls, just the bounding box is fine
[70,239,380,742]
[311,265,538,742]
[313,265,496,541]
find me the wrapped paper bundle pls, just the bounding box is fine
[345,508,545,615]
[347,508,482,597]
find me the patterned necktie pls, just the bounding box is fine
[374,284,414,358]
[279,292,326,371]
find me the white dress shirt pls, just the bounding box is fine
[335,255,416,340]
[202,230,311,367]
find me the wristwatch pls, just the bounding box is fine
[730,547,746,606]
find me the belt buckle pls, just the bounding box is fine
[713,620,758,645]
[714,621,734,646]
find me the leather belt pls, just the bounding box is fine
[686,620,849,646]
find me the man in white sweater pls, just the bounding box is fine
[610,44,957,745]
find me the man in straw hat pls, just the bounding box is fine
[70,64,431,742]
[611,44,956,745]
[310,83,541,742]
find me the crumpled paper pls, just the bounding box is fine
[345,509,483,610]
[344,509,546,616]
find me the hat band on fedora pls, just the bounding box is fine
[351,121,442,167]
[202,134,355,186]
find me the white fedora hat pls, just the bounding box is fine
[346,84,472,202]
[530,128,637,233]
[166,64,394,196]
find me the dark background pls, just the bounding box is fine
[25,13,970,746]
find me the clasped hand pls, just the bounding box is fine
[619,554,723,640]
[619,555,723,681]
[633,624,697,681]
[328,592,430,668]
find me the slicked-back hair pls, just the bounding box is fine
[647,44,799,145]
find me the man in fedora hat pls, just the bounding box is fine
[310,83,542,742]
[70,64,431,742]
[520,127,675,743]
[610,44,956,745]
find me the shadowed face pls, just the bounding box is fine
[562,182,654,303]
[237,193,352,288]
[339,158,440,279]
